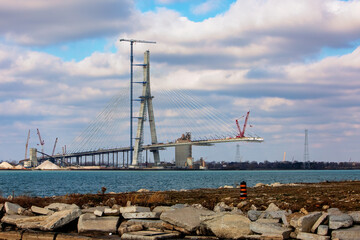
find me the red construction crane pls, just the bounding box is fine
[25,130,30,160]
[235,111,250,138]
[37,128,45,158]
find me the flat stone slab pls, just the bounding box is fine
[0,231,22,240]
[203,213,252,239]
[22,231,56,240]
[125,219,172,230]
[56,233,93,239]
[297,212,322,232]
[104,207,119,216]
[121,230,181,240]
[31,206,54,215]
[297,232,330,240]
[40,208,82,231]
[250,222,292,239]
[4,202,24,215]
[45,203,79,211]
[332,225,360,239]
[122,212,161,219]
[78,213,119,234]
[311,213,328,233]
[120,206,150,213]
[160,207,214,232]
[1,214,48,229]
[329,213,353,229]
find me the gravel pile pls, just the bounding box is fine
[0,161,14,169]
[35,160,60,170]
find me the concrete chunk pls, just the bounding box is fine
[160,207,214,232]
[40,208,82,231]
[94,209,103,217]
[332,225,360,240]
[31,206,54,215]
[297,212,322,232]
[104,207,119,216]
[120,206,150,213]
[1,214,47,229]
[45,203,79,211]
[122,212,161,219]
[78,213,119,234]
[311,213,328,233]
[297,232,330,240]
[4,202,24,215]
[329,213,353,229]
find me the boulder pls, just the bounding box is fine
[265,203,280,212]
[45,203,79,212]
[250,222,292,239]
[203,213,252,239]
[120,206,150,213]
[310,213,328,233]
[78,213,119,234]
[327,208,342,215]
[122,212,161,219]
[297,212,322,232]
[317,225,329,236]
[348,211,360,224]
[4,202,24,215]
[31,206,54,215]
[332,225,360,240]
[160,207,214,232]
[213,202,232,212]
[329,213,353,229]
[40,208,82,231]
[296,232,330,240]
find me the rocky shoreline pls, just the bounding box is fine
[0,181,359,239]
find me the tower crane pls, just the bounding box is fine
[235,111,250,138]
[25,130,30,160]
[36,128,45,158]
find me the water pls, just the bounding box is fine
[0,170,359,197]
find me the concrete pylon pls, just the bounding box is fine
[132,51,160,166]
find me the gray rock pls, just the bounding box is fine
[311,213,328,233]
[329,213,353,229]
[297,212,322,232]
[4,202,24,215]
[203,213,252,239]
[248,210,262,221]
[317,225,328,236]
[31,206,54,215]
[40,208,82,231]
[78,213,119,233]
[250,222,292,239]
[45,203,79,211]
[160,207,214,232]
[213,202,232,212]
[348,211,360,224]
[121,230,181,240]
[171,203,189,209]
[125,219,172,230]
[122,212,161,219]
[281,213,289,227]
[297,232,330,240]
[259,210,289,219]
[327,208,342,215]
[152,206,173,213]
[255,218,279,224]
[120,206,150,213]
[332,225,360,240]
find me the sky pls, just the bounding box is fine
[1,0,360,163]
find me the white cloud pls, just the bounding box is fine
[191,0,222,15]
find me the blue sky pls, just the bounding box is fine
[1,0,360,164]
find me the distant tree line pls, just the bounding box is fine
[206,161,360,170]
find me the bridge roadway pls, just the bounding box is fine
[46,137,264,166]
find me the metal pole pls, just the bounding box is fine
[130,42,134,164]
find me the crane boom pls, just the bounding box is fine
[37,128,45,158]
[52,137,58,156]
[25,130,30,159]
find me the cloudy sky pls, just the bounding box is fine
[1,0,360,163]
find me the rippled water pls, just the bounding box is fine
[0,170,359,197]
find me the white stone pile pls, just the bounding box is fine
[1,199,360,239]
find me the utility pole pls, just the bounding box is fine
[119,39,156,166]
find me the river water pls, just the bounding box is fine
[0,170,359,197]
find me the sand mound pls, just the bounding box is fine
[0,161,14,169]
[35,160,60,170]
[14,165,24,169]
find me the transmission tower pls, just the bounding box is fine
[235,144,242,162]
[303,129,310,168]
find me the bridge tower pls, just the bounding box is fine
[132,51,160,166]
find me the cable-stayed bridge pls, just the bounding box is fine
[37,50,263,168]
